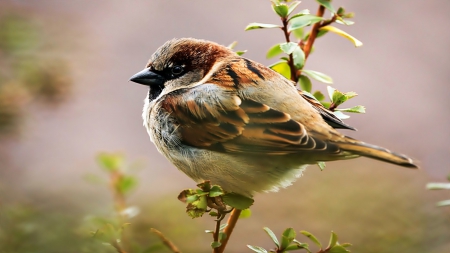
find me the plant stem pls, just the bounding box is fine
[280,17,297,82]
[303,5,325,60]
[151,228,182,253]
[217,209,242,253]
[213,216,222,253]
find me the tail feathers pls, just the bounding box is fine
[336,140,418,169]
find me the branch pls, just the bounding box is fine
[151,228,182,253]
[217,209,242,253]
[111,240,129,253]
[280,17,297,82]
[303,5,325,60]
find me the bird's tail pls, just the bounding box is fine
[335,137,418,168]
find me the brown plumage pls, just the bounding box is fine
[130,38,417,196]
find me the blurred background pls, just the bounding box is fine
[0,0,449,252]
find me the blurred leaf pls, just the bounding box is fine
[316,0,336,13]
[288,9,311,21]
[437,200,450,207]
[266,43,283,59]
[97,153,123,172]
[288,1,303,15]
[186,195,207,218]
[281,228,296,250]
[83,174,105,185]
[236,50,247,56]
[263,227,280,248]
[209,185,224,197]
[117,175,137,194]
[197,181,212,191]
[209,211,218,217]
[211,241,221,248]
[313,91,325,101]
[289,15,324,31]
[292,47,305,69]
[245,23,281,31]
[427,183,450,190]
[329,245,350,253]
[302,70,333,84]
[333,111,350,119]
[336,18,355,26]
[319,26,363,47]
[247,245,268,253]
[269,61,291,79]
[292,27,304,39]
[272,1,289,18]
[317,162,326,171]
[219,232,227,241]
[336,105,366,113]
[227,41,238,49]
[220,223,228,231]
[340,243,352,248]
[222,193,254,210]
[280,42,300,54]
[298,75,312,92]
[239,209,252,219]
[328,231,338,248]
[186,195,199,204]
[300,230,322,248]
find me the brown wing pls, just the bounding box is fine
[160,84,341,155]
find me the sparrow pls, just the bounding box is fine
[130,38,417,197]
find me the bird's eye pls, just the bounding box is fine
[171,65,184,75]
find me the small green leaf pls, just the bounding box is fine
[227,41,238,49]
[117,176,137,194]
[97,153,123,172]
[186,194,199,203]
[285,242,309,251]
[263,227,279,248]
[281,228,296,250]
[319,26,363,47]
[272,1,289,18]
[245,23,281,31]
[313,91,325,101]
[289,15,324,31]
[247,245,268,253]
[211,241,221,249]
[317,162,326,171]
[288,1,302,15]
[236,50,247,56]
[336,18,355,26]
[288,9,311,21]
[427,183,450,190]
[209,185,224,197]
[302,70,333,84]
[266,44,283,59]
[269,61,291,80]
[222,193,254,210]
[219,232,227,241]
[220,223,228,231]
[340,243,352,248]
[329,245,350,253]
[205,230,214,234]
[316,0,336,13]
[300,230,322,248]
[437,200,450,207]
[292,27,304,39]
[280,42,299,55]
[292,47,305,69]
[345,91,358,99]
[333,111,350,119]
[239,208,252,219]
[197,181,212,191]
[209,211,218,217]
[328,231,338,248]
[336,105,366,113]
[298,75,312,92]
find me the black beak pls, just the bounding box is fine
[129,68,165,86]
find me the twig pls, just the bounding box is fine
[217,209,242,253]
[302,5,325,60]
[151,228,182,253]
[280,17,297,82]
[111,240,129,253]
[213,216,222,253]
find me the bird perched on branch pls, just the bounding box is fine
[130,38,417,197]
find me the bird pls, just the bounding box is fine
[130,38,417,197]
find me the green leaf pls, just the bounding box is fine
[280,42,299,55]
[427,183,450,190]
[333,111,350,120]
[437,200,450,207]
[288,1,303,15]
[263,227,280,248]
[336,18,355,26]
[247,245,268,253]
[340,243,352,248]
[205,230,214,234]
[245,23,281,31]
[300,230,322,248]
[272,1,289,18]
[209,211,218,217]
[329,245,350,253]
[186,194,199,203]
[315,0,336,13]
[288,9,311,21]
[236,50,247,56]
[285,242,309,251]
[266,44,283,59]
[298,75,312,92]
[209,185,224,197]
[239,208,252,219]
[292,27,304,39]
[319,26,363,47]
[222,193,254,210]
[317,162,326,171]
[219,232,227,241]
[227,41,238,49]
[97,153,123,172]
[281,228,296,250]
[269,61,291,79]
[117,176,137,194]
[292,47,305,69]
[211,241,221,249]
[288,15,324,31]
[336,105,366,113]
[328,231,338,248]
[220,223,228,231]
[302,69,333,84]
[312,91,325,101]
